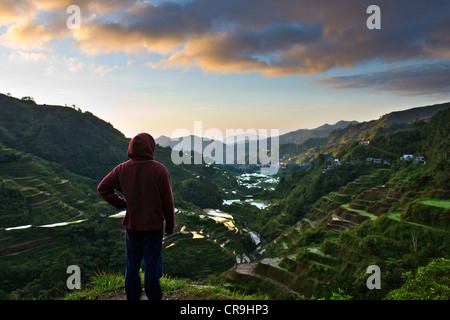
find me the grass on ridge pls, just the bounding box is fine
[65,271,269,300]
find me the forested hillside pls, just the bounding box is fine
[224,109,449,299]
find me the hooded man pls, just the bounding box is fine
[97,133,175,300]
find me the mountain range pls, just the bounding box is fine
[155,102,450,169]
[278,120,360,144]
[155,120,360,148]
[157,102,450,150]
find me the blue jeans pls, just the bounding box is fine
[125,228,163,300]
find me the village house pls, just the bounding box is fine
[414,156,425,163]
[367,157,391,165]
[402,154,414,160]
[373,158,383,164]
[322,165,335,174]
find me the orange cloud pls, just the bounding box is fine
[0,0,133,49]
[154,29,331,77]
[0,0,449,80]
[72,21,183,56]
[0,19,69,50]
[0,0,35,25]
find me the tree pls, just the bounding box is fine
[178,178,222,208]
[385,258,450,300]
[21,96,35,102]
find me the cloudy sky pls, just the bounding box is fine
[0,0,449,139]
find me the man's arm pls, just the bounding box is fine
[97,168,127,210]
[159,169,175,235]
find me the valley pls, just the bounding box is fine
[0,151,271,299]
[0,94,449,300]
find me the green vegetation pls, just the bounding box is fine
[162,233,236,280]
[65,271,269,300]
[1,94,449,300]
[65,271,126,300]
[0,219,125,299]
[420,200,450,210]
[385,258,450,300]
[0,94,129,181]
[0,143,112,228]
[177,178,223,208]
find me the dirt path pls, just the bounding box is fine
[235,262,299,296]
[235,263,256,275]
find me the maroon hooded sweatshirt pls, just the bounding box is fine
[97,133,175,234]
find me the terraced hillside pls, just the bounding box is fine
[223,109,450,299]
[0,143,121,298]
[0,144,113,228]
[225,169,449,299]
[108,207,257,281]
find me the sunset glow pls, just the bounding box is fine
[0,0,449,138]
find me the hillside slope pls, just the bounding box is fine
[0,94,130,181]
[279,102,450,166]
[280,120,359,144]
[224,109,449,299]
[326,102,450,145]
[0,143,115,228]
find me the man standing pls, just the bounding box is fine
[97,133,175,300]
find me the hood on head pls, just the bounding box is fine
[127,133,155,160]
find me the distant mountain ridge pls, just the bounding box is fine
[279,120,360,144]
[156,102,450,168]
[155,121,359,148]
[157,102,450,149]
[326,102,450,145]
